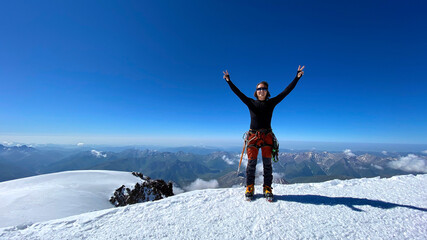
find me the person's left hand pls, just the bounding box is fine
[297,65,305,78]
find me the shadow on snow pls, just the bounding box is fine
[274,194,427,212]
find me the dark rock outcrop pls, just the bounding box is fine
[110,172,174,207]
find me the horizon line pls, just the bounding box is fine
[1,135,426,146]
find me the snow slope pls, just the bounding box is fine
[0,170,142,228]
[1,173,426,239]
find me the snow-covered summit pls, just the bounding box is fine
[1,172,426,239]
[0,170,142,228]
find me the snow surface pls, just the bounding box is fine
[1,172,427,239]
[0,170,142,228]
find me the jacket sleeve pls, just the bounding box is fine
[269,75,301,106]
[226,80,252,107]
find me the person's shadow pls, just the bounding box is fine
[274,194,427,212]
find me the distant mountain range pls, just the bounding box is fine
[1,144,426,187]
[274,151,414,183]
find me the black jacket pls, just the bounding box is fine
[227,74,301,130]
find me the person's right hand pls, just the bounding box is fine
[223,70,230,82]
[297,65,305,78]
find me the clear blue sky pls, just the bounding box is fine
[1,0,426,146]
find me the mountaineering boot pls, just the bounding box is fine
[245,184,255,201]
[263,185,273,202]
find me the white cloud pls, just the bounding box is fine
[372,164,383,170]
[388,154,427,173]
[256,163,264,174]
[77,143,85,146]
[173,185,184,194]
[273,172,285,179]
[236,153,249,171]
[382,151,388,155]
[91,150,107,158]
[2,141,14,146]
[248,160,284,185]
[344,149,356,157]
[255,175,263,185]
[222,155,234,165]
[422,150,427,154]
[183,179,219,191]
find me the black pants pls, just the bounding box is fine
[246,157,272,187]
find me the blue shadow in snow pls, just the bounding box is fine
[274,194,427,212]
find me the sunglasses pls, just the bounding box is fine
[256,87,268,91]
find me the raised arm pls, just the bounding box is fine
[223,70,252,106]
[270,65,305,105]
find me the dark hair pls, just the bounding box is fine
[254,81,271,100]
